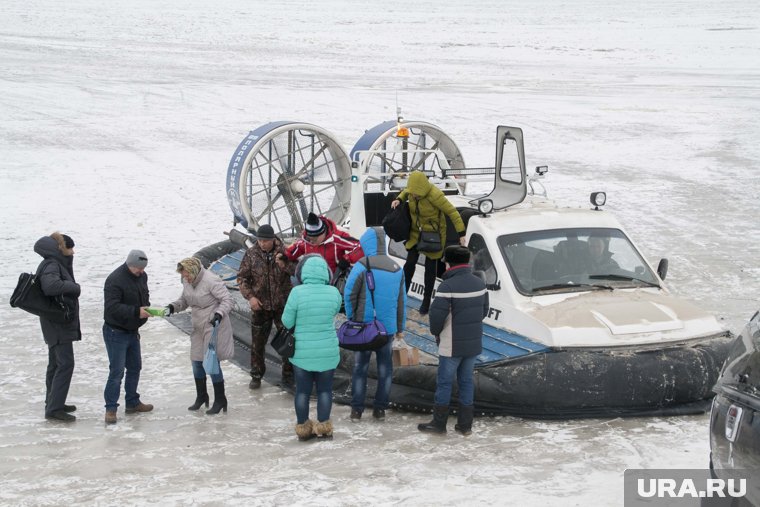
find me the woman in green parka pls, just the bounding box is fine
[281,254,342,441]
[391,171,466,314]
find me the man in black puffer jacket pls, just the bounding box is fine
[102,249,153,424]
[34,232,81,422]
[418,245,489,436]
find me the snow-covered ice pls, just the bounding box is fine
[1,1,758,505]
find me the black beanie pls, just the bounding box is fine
[256,224,276,240]
[304,212,326,237]
[444,245,470,266]
[62,234,75,249]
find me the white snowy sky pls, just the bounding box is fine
[0,1,758,505]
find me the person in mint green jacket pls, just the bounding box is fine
[281,254,342,441]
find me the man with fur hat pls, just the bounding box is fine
[417,245,489,436]
[102,249,154,424]
[281,212,363,274]
[237,224,295,389]
[33,232,81,422]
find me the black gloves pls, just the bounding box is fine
[164,304,174,316]
[210,312,222,327]
[337,258,350,271]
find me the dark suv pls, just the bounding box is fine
[708,310,760,505]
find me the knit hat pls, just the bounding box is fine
[62,234,75,249]
[176,257,202,281]
[444,245,470,266]
[126,249,148,269]
[304,212,326,237]
[256,224,276,240]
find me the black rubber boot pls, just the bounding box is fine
[418,295,431,315]
[281,359,294,387]
[403,250,418,293]
[419,263,437,314]
[188,378,209,411]
[454,405,474,436]
[45,410,76,422]
[206,381,228,415]
[417,405,448,433]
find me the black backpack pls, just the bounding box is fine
[382,201,411,242]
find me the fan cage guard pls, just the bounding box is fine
[350,121,466,194]
[227,122,351,238]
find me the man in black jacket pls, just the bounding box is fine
[102,249,153,424]
[35,232,81,422]
[418,245,489,435]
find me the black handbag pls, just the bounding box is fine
[330,266,349,314]
[382,200,411,242]
[416,230,442,252]
[271,326,295,358]
[10,262,73,324]
[415,205,444,253]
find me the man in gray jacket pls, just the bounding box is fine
[34,232,81,422]
[418,245,489,435]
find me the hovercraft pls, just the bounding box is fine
[175,115,733,418]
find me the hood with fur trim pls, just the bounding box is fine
[34,234,74,278]
[35,234,73,264]
[50,232,73,252]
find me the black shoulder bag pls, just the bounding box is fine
[415,202,444,253]
[271,325,296,359]
[10,260,74,324]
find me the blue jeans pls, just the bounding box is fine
[293,365,334,424]
[351,339,393,412]
[434,355,477,406]
[191,360,224,384]
[103,324,143,411]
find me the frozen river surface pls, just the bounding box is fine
[0,1,759,505]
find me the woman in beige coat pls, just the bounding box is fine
[165,257,234,415]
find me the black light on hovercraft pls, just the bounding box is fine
[590,192,606,210]
[477,199,494,215]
